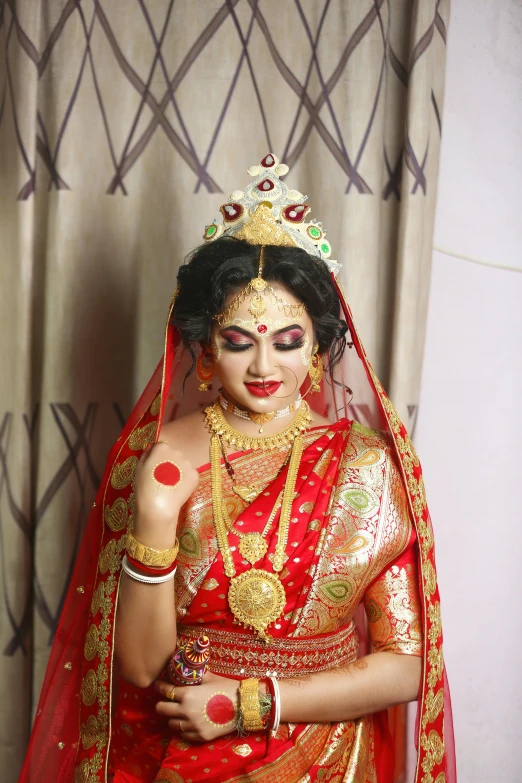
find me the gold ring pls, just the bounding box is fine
[166,686,176,701]
[178,719,183,732]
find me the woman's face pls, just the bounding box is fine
[211,283,314,412]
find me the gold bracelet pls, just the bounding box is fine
[126,531,179,568]
[239,678,264,732]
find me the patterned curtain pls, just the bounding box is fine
[0,1,449,779]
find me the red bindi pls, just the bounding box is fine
[257,324,268,333]
[153,461,181,486]
[205,694,236,725]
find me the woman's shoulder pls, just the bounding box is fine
[339,421,412,562]
[344,420,394,456]
[161,408,206,435]
[159,409,210,469]
[309,408,331,428]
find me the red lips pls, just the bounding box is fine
[244,381,282,397]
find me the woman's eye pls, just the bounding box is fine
[274,337,305,351]
[222,340,253,352]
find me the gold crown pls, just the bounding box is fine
[233,204,296,248]
[202,153,340,277]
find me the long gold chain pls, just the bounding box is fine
[210,434,303,577]
[210,432,305,638]
[272,436,303,571]
[222,489,284,539]
[210,434,236,578]
[218,433,290,504]
[221,490,284,566]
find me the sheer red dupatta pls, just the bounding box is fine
[332,278,456,783]
[19,279,456,783]
[18,299,179,783]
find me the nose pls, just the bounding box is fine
[248,340,277,379]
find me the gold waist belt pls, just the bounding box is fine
[177,623,359,679]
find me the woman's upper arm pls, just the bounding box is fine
[364,526,423,656]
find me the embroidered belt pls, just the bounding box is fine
[177,623,359,679]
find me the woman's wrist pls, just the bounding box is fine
[234,679,279,735]
[126,529,179,568]
[132,513,179,551]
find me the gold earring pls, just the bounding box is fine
[197,348,214,391]
[308,345,323,393]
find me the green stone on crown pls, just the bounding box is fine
[203,221,223,242]
[307,225,323,240]
[320,241,331,257]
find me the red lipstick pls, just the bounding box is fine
[244,381,282,397]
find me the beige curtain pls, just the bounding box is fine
[0,1,449,779]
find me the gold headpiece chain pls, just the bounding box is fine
[258,245,265,278]
[213,246,306,327]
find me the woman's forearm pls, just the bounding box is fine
[114,574,177,687]
[278,652,421,723]
[114,517,178,688]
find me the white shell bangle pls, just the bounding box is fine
[269,675,281,733]
[122,555,177,584]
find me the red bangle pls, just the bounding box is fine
[125,553,177,576]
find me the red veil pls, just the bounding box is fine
[19,159,456,783]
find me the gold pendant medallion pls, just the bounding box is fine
[248,294,266,319]
[228,569,286,640]
[238,533,268,564]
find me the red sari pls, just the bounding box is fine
[19,278,455,783]
[108,419,423,782]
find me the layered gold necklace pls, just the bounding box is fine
[206,399,311,640]
[205,398,311,452]
[219,433,291,504]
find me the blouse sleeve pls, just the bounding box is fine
[363,527,423,656]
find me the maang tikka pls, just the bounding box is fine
[213,243,305,328]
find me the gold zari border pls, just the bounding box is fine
[367,366,447,783]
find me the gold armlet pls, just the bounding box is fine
[126,531,179,568]
[239,678,265,732]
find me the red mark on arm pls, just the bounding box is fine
[153,462,181,486]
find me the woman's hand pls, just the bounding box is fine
[154,672,240,743]
[134,441,199,535]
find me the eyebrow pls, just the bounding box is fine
[220,324,304,337]
[272,323,304,337]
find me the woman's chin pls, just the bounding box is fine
[222,388,299,412]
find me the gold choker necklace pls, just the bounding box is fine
[218,393,302,433]
[205,399,312,452]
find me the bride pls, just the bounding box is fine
[19,154,454,783]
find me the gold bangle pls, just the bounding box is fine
[239,678,264,732]
[126,531,179,568]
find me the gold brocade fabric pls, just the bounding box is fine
[109,421,422,783]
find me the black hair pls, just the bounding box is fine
[172,236,348,380]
